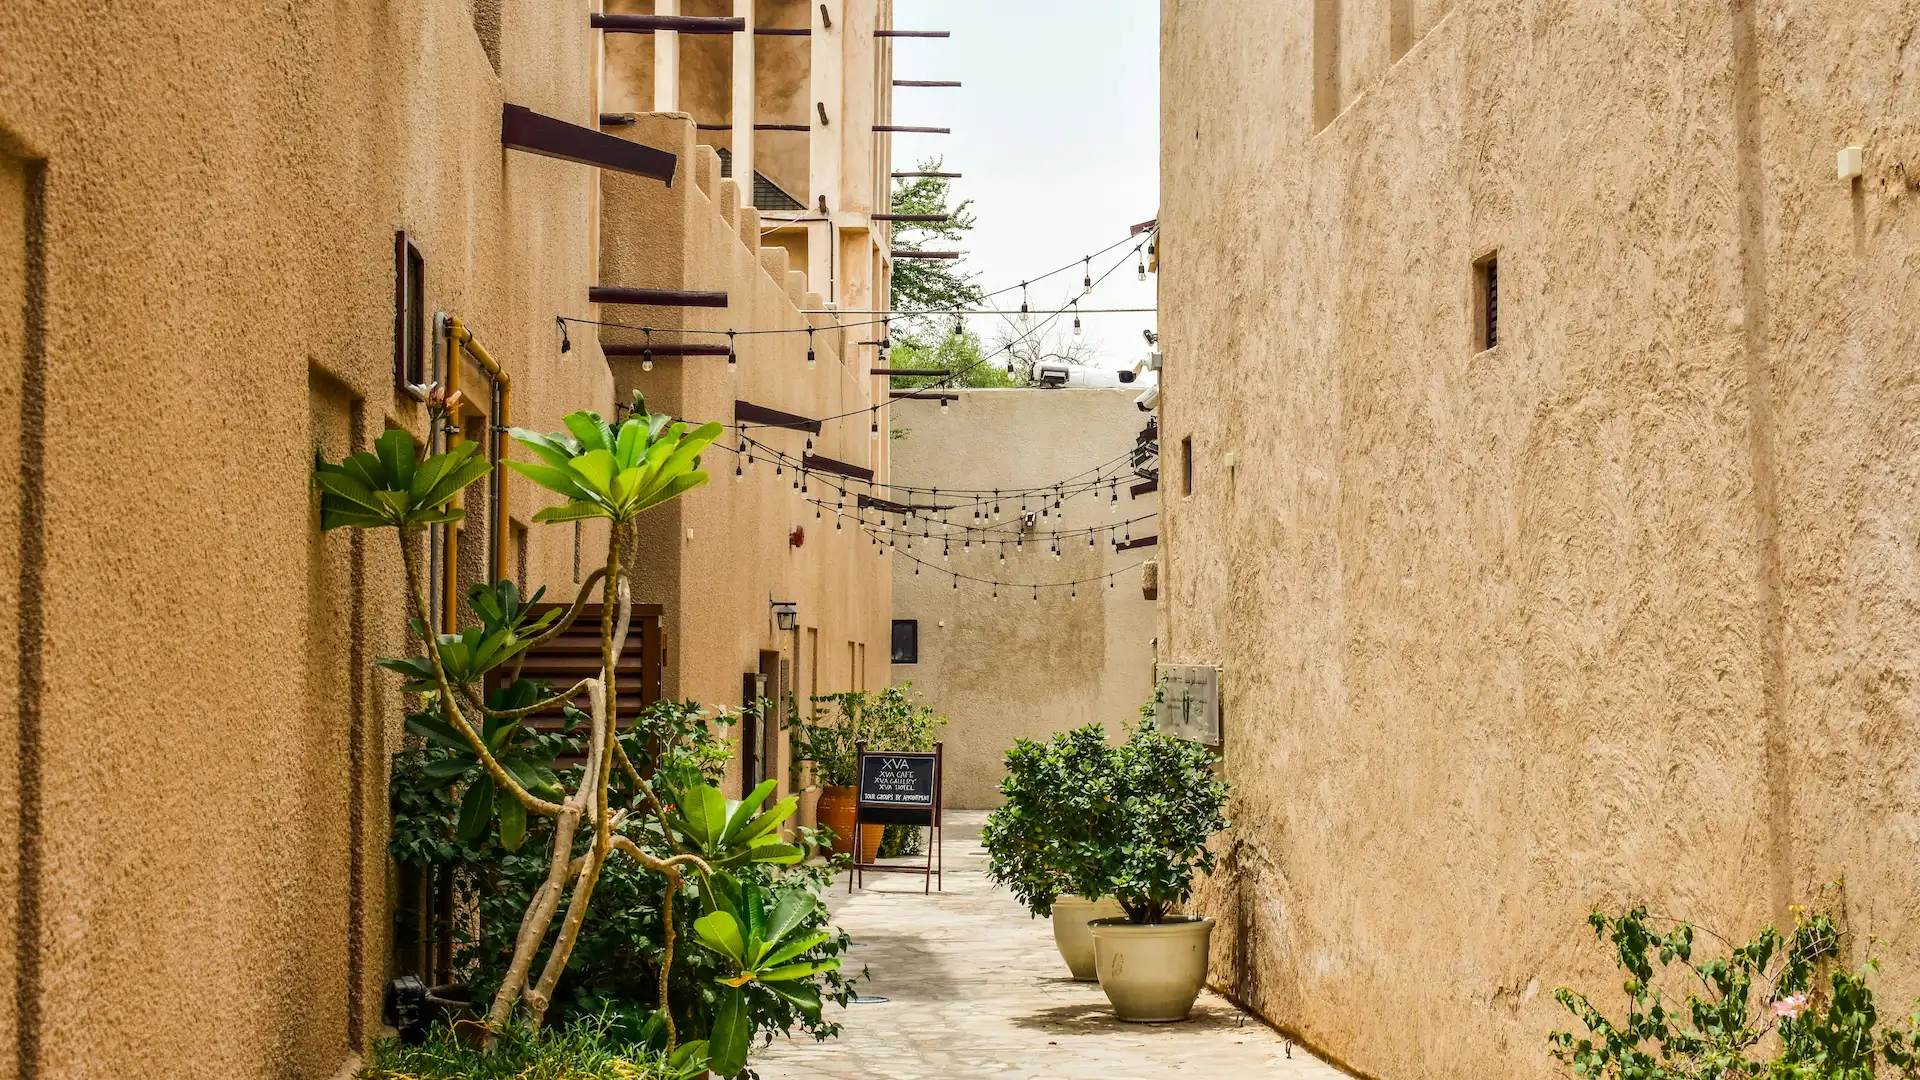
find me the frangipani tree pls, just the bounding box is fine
[318,396,802,1063]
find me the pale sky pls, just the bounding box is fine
[887,0,1161,370]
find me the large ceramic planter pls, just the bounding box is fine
[1050,896,1125,980]
[1090,915,1215,1022]
[816,786,857,856]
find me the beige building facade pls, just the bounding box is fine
[1160,1,1920,1078]
[889,389,1160,808]
[2,1,895,1077]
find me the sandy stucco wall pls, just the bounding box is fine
[889,390,1159,808]
[0,2,617,1077]
[1161,2,1920,1078]
[599,113,893,806]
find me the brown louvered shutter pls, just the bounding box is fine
[497,603,664,745]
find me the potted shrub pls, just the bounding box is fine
[794,694,863,859]
[982,725,1124,980]
[796,688,945,863]
[1084,715,1229,1022]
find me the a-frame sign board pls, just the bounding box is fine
[849,742,943,893]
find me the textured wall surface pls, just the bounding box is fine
[0,1,609,1077]
[890,389,1160,808]
[1160,1,1920,1078]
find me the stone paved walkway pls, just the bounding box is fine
[755,812,1345,1080]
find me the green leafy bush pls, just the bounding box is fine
[983,699,1228,925]
[390,697,859,1078]
[1550,901,1920,1079]
[794,685,944,787]
[980,724,1116,917]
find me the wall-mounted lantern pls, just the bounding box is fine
[772,601,798,631]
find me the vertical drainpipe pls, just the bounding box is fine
[441,320,463,634]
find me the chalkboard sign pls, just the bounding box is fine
[849,743,944,893]
[858,752,937,808]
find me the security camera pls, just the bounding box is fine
[1135,385,1160,412]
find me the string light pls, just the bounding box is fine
[1019,282,1030,324]
[1083,257,1092,289]
[806,327,816,371]
[642,328,654,372]
[1137,251,1147,282]
[727,331,737,373]
[1073,300,1082,337]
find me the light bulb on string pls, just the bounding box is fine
[1137,251,1147,282]
[953,317,964,339]
[642,328,654,371]
[1083,257,1092,289]
[806,327,816,371]
[1032,586,1038,602]
[726,331,737,373]
[735,461,744,481]
[953,574,959,591]
[870,409,880,440]
[1071,583,1077,601]
[1019,282,1030,324]
[1073,301,1082,337]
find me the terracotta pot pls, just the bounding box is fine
[1051,897,1126,980]
[860,823,884,865]
[1090,915,1215,1022]
[816,786,856,856]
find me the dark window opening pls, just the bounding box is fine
[1181,436,1194,496]
[1474,251,1499,351]
[891,619,919,664]
[395,232,426,393]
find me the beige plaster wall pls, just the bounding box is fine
[889,390,1160,808]
[1161,1,1920,1078]
[0,1,616,1076]
[599,113,892,805]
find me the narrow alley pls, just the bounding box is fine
[757,815,1345,1080]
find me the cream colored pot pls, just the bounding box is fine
[1050,896,1125,980]
[1090,915,1215,1022]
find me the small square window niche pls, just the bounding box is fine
[891,619,919,664]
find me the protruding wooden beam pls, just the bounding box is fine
[599,113,637,126]
[890,391,959,401]
[875,29,950,37]
[872,368,953,377]
[803,452,875,483]
[591,12,744,32]
[1130,478,1158,497]
[1115,535,1159,552]
[590,285,729,308]
[890,251,961,260]
[737,400,822,434]
[894,80,962,87]
[695,123,810,131]
[604,343,732,357]
[502,104,677,183]
[755,26,811,35]
[871,214,950,222]
[892,171,961,178]
[874,125,950,134]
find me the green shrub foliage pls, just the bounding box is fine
[1550,902,1920,1080]
[390,697,859,1078]
[983,697,1228,925]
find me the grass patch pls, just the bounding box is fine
[359,1017,677,1080]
